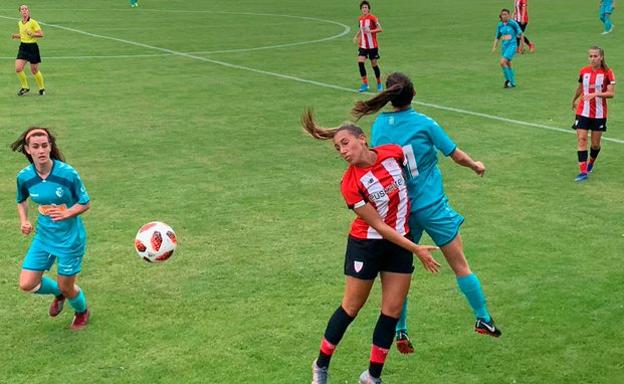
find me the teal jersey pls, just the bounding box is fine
[371,108,457,212]
[16,160,90,256]
[496,20,522,46]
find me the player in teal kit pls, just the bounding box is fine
[352,73,501,353]
[600,0,615,34]
[11,127,91,330]
[491,9,523,88]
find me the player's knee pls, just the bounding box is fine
[381,303,403,318]
[342,302,363,317]
[19,281,40,293]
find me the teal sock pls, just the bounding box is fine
[604,15,612,31]
[502,67,510,82]
[35,276,61,296]
[68,289,87,313]
[395,298,409,333]
[457,274,490,321]
[508,68,516,85]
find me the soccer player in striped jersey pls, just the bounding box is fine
[571,46,616,182]
[11,4,45,96]
[302,110,440,384]
[352,72,501,353]
[599,0,615,34]
[353,1,383,93]
[491,8,523,88]
[512,0,535,53]
[11,127,91,330]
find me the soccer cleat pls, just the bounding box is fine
[376,83,383,92]
[49,295,65,317]
[475,317,502,337]
[39,89,45,96]
[311,359,328,384]
[359,370,383,384]
[70,309,90,331]
[358,83,369,93]
[574,172,588,182]
[587,162,594,173]
[17,88,30,96]
[395,330,415,354]
[601,25,614,35]
[503,80,510,88]
[528,42,535,53]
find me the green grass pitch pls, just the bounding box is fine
[0,1,622,383]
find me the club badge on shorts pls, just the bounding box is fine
[354,261,364,273]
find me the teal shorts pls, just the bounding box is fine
[22,240,84,276]
[502,44,517,61]
[408,199,464,247]
[600,4,614,16]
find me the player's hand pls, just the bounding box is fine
[413,245,441,273]
[473,161,486,177]
[11,33,20,39]
[21,221,33,235]
[47,207,70,222]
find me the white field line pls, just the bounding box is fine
[0,13,621,144]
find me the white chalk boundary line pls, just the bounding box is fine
[0,11,351,59]
[0,11,622,144]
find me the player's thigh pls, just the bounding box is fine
[379,272,411,317]
[342,276,375,316]
[19,269,44,291]
[15,59,27,72]
[591,130,604,147]
[30,62,39,74]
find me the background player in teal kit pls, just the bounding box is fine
[491,8,523,88]
[600,0,615,34]
[352,72,501,353]
[130,0,139,8]
[11,127,91,331]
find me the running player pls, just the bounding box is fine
[352,72,501,354]
[353,1,383,93]
[491,8,523,88]
[599,0,616,34]
[302,110,440,384]
[11,4,45,96]
[571,46,616,182]
[10,127,91,330]
[512,0,535,52]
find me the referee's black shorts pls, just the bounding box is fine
[344,235,414,280]
[17,42,41,64]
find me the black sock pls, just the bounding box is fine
[590,147,601,162]
[372,65,381,81]
[577,150,588,163]
[317,306,355,368]
[369,312,399,378]
[358,62,367,78]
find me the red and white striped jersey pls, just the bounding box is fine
[340,145,410,240]
[576,66,616,119]
[513,0,529,23]
[358,14,380,49]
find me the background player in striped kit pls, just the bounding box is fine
[512,0,535,53]
[11,4,45,96]
[491,8,523,88]
[353,1,383,93]
[11,127,92,330]
[302,110,440,384]
[571,46,616,182]
[352,72,500,354]
[599,0,616,34]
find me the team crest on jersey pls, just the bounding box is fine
[55,187,64,198]
[354,261,364,273]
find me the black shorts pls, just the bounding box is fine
[572,115,607,131]
[358,48,380,60]
[518,22,528,32]
[344,235,414,280]
[17,43,41,64]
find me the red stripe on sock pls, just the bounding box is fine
[579,162,588,173]
[370,344,390,364]
[320,338,336,356]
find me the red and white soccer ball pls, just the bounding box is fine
[135,221,177,263]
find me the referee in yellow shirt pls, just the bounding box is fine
[11,4,45,96]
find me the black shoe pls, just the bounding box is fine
[39,89,45,96]
[475,317,502,337]
[503,80,510,88]
[17,88,30,96]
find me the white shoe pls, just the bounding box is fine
[311,359,328,384]
[359,370,382,384]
